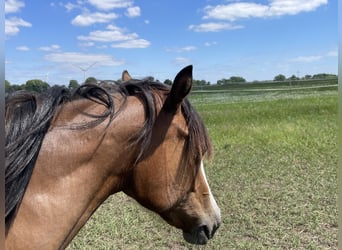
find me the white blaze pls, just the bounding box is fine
[200,161,221,221]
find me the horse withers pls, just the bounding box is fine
[5,65,221,249]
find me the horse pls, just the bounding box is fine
[5,65,221,249]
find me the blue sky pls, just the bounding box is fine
[5,0,337,85]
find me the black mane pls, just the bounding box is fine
[5,86,71,231]
[5,79,212,232]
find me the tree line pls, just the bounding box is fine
[273,73,337,82]
[5,79,81,94]
[5,73,337,93]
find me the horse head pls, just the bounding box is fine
[123,66,221,244]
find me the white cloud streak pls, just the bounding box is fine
[78,25,137,42]
[166,46,197,53]
[5,17,32,36]
[63,2,82,12]
[290,50,337,63]
[326,50,338,57]
[204,41,218,47]
[204,0,328,21]
[125,6,141,17]
[290,55,323,63]
[111,39,150,49]
[38,44,61,52]
[190,0,327,33]
[5,0,31,36]
[45,52,124,67]
[87,0,133,10]
[72,12,118,26]
[16,45,30,51]
[189,22,243,32]
[78,25,150,48]
[5,0,24,14]
[173,57,192,66]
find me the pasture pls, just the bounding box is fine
[68,84,337,249]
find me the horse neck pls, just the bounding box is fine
[5,96,146,249]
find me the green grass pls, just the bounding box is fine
[68,89,337,249]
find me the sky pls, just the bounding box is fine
[5,0,338,85]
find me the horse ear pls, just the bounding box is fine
[122,70,132,81]
[164,65,193,112]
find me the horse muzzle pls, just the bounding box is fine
[183,222,221,245]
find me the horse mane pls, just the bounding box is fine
[5,86,72,231]
[5,79,212,231]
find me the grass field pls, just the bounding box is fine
[68,86,337,249]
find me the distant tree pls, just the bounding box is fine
[217,76,245,85]
[229,76,246,83]
[164,79,172,85]
[217,78,228,85]
[85,77,97,84]
[69,80,80,90]
[144,76,154,82]
[5,80,23,93]
[24,79,49,92]
[312,73,337,79]
[5,80,10,91]
[304,75,312,80]
[288,75,299,81]
[273,74,286,81]
[193,79,210,85]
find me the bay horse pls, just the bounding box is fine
[5,65,221,249]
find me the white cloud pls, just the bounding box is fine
[96,44,109,49]
[326,50,338,57]
[38,44,61,52]
[204,3,268,21]
[79,42,95,47]
[204,41,218,47]
[16,45,30,51]
[290,55,322,63]
[5,17,32,36]
[203,0,328,21]
[180,46,197,52]
[269,0,327,16]
[45,52,124,67]
[111,39,150,48]
[189,22,243,32]
[72,12,118,26]
[87,0,133,10]
[125,6,141,17]
[63,2,82,12]
[78,25,137,42]
[173,57,192,66]
[5,0,31,36]
[166,46,197,53]
[5,0,25,14]
[290,50,338,63]
[78,24,150,49]
[190,0,328,32]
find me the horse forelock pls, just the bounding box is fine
[177,99,213,185]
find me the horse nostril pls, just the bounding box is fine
[200,225,211,239]
[211,223,220,237]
